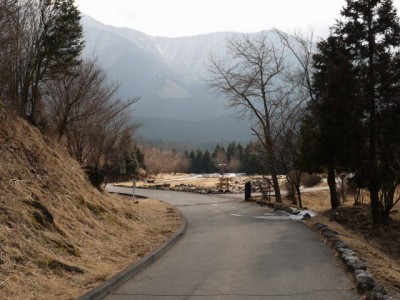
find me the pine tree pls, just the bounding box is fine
[305,35,363,209]
[188,150,196,173]
[194,150,204,173]
[335,0,400,222]
[2,0,84,124]
[201,150,214,173]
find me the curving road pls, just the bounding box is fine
[105,186,357,299]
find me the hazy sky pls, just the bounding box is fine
[75,0,400,38]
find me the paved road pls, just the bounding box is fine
[106,186,357,299]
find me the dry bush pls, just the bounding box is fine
[142,147,190,175]
[301,173,322,187]
[284,181,297,205]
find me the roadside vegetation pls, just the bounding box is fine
[0,1,179,299]
[0,110,181,299]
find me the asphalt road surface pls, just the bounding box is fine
[106,186,358,300]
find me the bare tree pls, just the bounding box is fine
[44,57,139,168]
[275,108,305,208]
[0,0,84,124]
[207,32,306,202]
[274,29,315,103]
[142,147,190,175]
[212,149,228,175]
[44,58,135,140]
[228,158,242,174]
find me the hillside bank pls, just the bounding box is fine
[0,110,181,299]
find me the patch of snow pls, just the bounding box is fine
[288,208,317,220]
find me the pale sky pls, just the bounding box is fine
[75,0,400,38]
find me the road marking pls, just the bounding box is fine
[255,216,289,220]
[231,214,289,220]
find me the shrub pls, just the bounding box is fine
[285,181,297,205]
[83,166,105,190]
[301,173,322,188]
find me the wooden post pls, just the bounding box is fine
[245,181,251,201]
[132,177,136,200]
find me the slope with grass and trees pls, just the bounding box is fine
[0,1,182,298]
[0,107,181,299]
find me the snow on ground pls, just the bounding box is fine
[288,207,318,220]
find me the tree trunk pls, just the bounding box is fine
[266,156,281,203]
[327,163,340,209]
[369,174,382,223]
[366,12,382,224]
[265,134,282,202]
[296,185,303,208]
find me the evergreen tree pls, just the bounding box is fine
[4,0,84,124]
[212,144,225,159]
[135,147,146,170]
[334,0,400,222]
[304,35,363,209]
[201,150,214,173]
[44,0,84,74]
[194,150,203,173]
[188,150,196,173]
[226,142,236,161]
[242,142,264,175]
[124,154,138,176]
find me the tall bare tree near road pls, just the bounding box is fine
[207,33,308,202]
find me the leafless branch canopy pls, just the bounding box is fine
[206,31,315,202]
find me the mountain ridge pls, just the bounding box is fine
[81,15,264,141]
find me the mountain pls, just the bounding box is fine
[81,15,254,142]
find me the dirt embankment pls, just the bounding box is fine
[0,111,181,299]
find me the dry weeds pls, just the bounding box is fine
[0,112,181,299]
[302,193,400,298]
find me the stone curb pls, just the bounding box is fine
[78,203,187,300]
[313,223,391,300]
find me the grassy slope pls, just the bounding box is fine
[0,110,181,299]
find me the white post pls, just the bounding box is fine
[132,177,136,200]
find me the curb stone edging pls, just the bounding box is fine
[78,207,187,300]
[313,223,391,300]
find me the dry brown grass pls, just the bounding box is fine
[0,112,181,299]
[299,189,400,298]
[121,174,287,191]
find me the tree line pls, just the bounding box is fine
[0,0,139,185]
[207,0,400,223]
[185,142,265,175]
